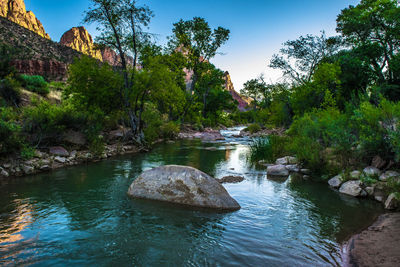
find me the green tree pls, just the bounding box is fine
[168,17,230,119]
[84,0,153,143]
[240,75,268,110]
[270,32,342,85]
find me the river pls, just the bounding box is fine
[0,127,382,266]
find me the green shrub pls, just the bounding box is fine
[142,103,163,143]
[20,75,49,95]
[248,135,289,164]
[245,123,261,134]
[0,107,23,155]
[160,121,180,139]
[0,76,21,107]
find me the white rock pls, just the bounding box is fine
[54,156,67,163]
[379,171,400,182]
[275,156,298,165]
[21,165,35,174]
[350,170,361,179]
[385,193,399,210]
[1,168,9,177]
[363,166,381,177]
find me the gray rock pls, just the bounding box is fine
[371,155,386,169]
[300,169,311,175]
[328,175,343,189]
[3,163,11,169]
[63,130,87,146]
[350,170,361,179]
[49,146,69,157]
[339,180,364,197]
[54,156,67,163]
[217,176,245,184]
[267,165,289,177]
[365,187,374,196]
[1,168,9,177]
[40,165,51,171]
[363,166,381,177]
[379,171,400,182]
[285,164,300,173]
[275,156,298,165]
[128,165,240,211]
[385,193,399,210]
[21,165,35,175]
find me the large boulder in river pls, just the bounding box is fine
[127,165,240,211]
[267,165,289,177]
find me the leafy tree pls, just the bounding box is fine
[337,0,400,84]
[240,75,268,110]
[168,17,230,119]
[269,32,342,85]
[84,0,153,143]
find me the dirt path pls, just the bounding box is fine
[344,213,400,267]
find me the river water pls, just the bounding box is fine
[0,128,382,266]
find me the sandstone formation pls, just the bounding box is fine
[60,27,102,61]
[0,0,50,39]
[223,72,252,111]
[128,165,241,211]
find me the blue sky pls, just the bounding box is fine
[25,0,359,90]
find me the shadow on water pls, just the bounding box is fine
[0,138,383,266]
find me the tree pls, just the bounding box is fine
[240,75,268,110]
[337,0,400,83]
[269,32,342,85]
[84,0,153,143]
[168,17,230,119]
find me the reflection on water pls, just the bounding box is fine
[0,137,382,266]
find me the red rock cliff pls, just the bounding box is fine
[60,27,102,61]
[0,0,50,39]
[224,72,251,111]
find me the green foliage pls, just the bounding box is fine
[0,107,23,155]
[248,135,289,164]
[245,123,261,134]
[0,44,16,79]
[20,145,36,160]
[20,75,49,95]
[160,121,180,139]
[66,56,123,114]
[0,76,21,107]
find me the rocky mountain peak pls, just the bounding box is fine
[223,71,251,111]
[60,26,103,61]
[0,0,50,39]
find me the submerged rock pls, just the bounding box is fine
[128,165,240,211]
[217,176,245,184]
[339,180,365,197]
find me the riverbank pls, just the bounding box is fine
[343,212,400,267]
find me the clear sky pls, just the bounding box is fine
[25,0,359,91]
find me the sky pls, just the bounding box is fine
[26,0,359,91]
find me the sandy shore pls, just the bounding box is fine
[343,213,400,267]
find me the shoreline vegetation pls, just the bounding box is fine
[1,0,400,266]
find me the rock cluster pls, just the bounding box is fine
[328,167,400,210]
[178,128,225,141]
[265,156,310,181]
[128,165,241,211]
[0,0,50,39]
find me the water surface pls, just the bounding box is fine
[0,131,382,266]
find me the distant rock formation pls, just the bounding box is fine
[223,72,251,111]
[0,0,50,39]
[60,27,102,61]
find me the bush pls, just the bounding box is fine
[248,135,289,164]
[245,123,261,134]
[160,121,180,139]
[0,76,21,107]
[20,75,49,95]
[0,107,23,155]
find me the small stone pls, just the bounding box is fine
[276,156,297,165]
[363,166,381,177]
[328,175,343,189]
[21,165,35,175]
[40,165,51,171]
[1,169,9,177]
[54,156,67,163]
[3,163,11,169]
[49,146,69,157]
[384,193,399,210]
[217,176,245,184]
[285,164,300,173]
[303,175,310,180]
[34,150,44,158]
[70,150,77,159]
[300,169,311,175]
[365,187,374,196]
[379,171,400,182]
